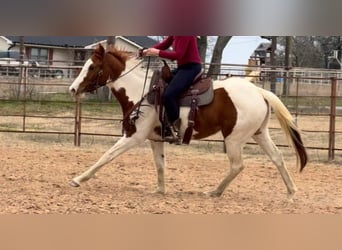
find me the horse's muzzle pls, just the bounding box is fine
[70,87,76,95]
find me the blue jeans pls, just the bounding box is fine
[163,63,202,123]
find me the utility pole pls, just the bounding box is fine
[102,36,116,101]
[283,36,292,96]
[17,36,24,100]
[106,36,115,50]
[338,36,342,67]
[270,36,277,93]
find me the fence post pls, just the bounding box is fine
[22,66,27,132]
[294,76,299,124]
[328,77,337,161]
[74,97,82,146]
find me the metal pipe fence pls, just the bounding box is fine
[0,63,341,161]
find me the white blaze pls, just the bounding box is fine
[69,58,94,93]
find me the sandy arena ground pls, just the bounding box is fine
[0,134,341,214]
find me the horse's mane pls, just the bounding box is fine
[107,45,136,65]
[91,44,136,67]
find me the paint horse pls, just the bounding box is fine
[69,44,308,200]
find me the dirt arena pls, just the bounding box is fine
[0,134,341,214]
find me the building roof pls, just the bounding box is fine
[120,36,157,48]
[4,36,157,49]
[5,36,107,48]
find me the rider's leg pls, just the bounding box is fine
[163,63,201,143]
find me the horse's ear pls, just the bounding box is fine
[93,44,105,61]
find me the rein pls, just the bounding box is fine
[117,59,144,79]
[133,56,151,120]
[91,52,152,127]
[91,55,144,92]
[106,53,145,84]
[121,56,151,126]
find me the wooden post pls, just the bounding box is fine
[74,97,82,146]
[328,77,337,160]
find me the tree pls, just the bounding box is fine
[205,36,232,79]
[315,36,342,68]
[197,36,207,63]
[276,36,335,68]
[292,37,323,68]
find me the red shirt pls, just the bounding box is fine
[153,36,202,66]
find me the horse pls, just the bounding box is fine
[69,44,308,201]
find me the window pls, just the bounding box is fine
[74,50,86,65]
[29,48,49,64]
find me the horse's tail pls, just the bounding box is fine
[259,88,308,172]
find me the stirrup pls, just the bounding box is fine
[164,133,181,145]
[163,119,181,145]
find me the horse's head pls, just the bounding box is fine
[69,44,130,96]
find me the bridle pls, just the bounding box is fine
[88,51,152,125]
[88,68,104,93]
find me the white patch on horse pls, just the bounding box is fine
[69,58,93,93]
[221,77,268,136]
[111,58,153,104]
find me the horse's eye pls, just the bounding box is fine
[89,65,95,71]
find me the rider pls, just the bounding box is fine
[143,36,202,143]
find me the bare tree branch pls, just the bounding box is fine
[207,36,232,79]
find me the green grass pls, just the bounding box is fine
[0,100,74,115]
[81,101,122,116]
[1,95,340,119]
[0,99,122,117]
[0,122,21,130]
[280,96,342,107]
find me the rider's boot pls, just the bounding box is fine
[164,118,182,145]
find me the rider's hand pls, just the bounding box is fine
[143,48,160,57]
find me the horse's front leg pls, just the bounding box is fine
[150,140,166,194]
[71,136,141,187]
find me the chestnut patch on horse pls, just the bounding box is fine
[154,126,162,136]
[111,87,136,137]
[193,88,237,139]
[90,47,128,83]
[104,51,127,82]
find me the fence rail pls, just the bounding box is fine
[0,63,341,161]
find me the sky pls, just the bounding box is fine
[150,35,270,66]
[222,36,270,65]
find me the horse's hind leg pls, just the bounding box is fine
[206,141,244,197]
[150,140,166,194]
[252,130,297,201]
[71,136,140,187]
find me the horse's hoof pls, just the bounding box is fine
[204,190,222,197]
[287,192,296,203]
[154,188,165,195]
[70,180,80,187]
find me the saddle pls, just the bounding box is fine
[147,61,214,144]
